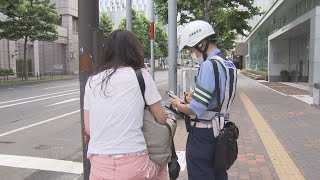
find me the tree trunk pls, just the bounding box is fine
[23,37,28,80]
[204,0,211,21]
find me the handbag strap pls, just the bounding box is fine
[134,69,178,162]
[135,69,173,135]
[135,69,147,108]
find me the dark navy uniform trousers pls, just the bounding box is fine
[186,127,228,180]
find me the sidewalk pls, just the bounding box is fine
[174,73,320,180]
[0,75,78,88]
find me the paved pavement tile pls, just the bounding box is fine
[174,90,278,179]
[240,74,320,179]
[173,74,320,179]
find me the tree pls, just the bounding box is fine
[118,10,168,63]
[155,0,261,51]
[99,12,113,39]
[155,23,168,67]
[0,0,59,80]
[119,11,151,58]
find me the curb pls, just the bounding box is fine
[0,77,78,88]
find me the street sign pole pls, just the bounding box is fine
[79,0,99,179]
[150,0,155,80]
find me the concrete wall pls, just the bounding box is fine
[53,0,78,17]
[268,39,290,81]
[235,43,248,56]
[37,42,66,74]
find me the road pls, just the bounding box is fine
[0,70,173,180]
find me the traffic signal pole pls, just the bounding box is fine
[79,0,99,179]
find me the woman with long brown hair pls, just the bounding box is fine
[84,29,168,179]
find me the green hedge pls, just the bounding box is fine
[0,68,14,75]
[241,69,268,80]
[242,69,267,76]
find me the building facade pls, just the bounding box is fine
[249,0,277,27]
[233,0,276,69]
[245,0,320,105]
[99,0,153,29]
[0,0,79,76]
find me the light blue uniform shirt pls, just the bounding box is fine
[189,49,227,117]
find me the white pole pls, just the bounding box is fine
[126,0,132,31]
[168,0,177,93]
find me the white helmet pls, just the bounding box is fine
[179,20,215,51]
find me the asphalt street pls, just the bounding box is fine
[0,70,174,180]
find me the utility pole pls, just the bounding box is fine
[126,0,132,31]
[150,0,155,79]
[79,0,99,179]
[168,0,177,93]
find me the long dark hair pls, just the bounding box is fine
[90,29,145,94]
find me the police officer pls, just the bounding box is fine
[170,20,237,180]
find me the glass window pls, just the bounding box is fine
[72,16,78,33]
[248,0,320,72]
[56,15,62,26]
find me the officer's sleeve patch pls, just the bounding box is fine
[192,84,213,107]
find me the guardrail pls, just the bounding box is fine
[178,68,198,97]
[0,71,66,83]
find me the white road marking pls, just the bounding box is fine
[44,84,78,90]
[0,80,169,174]
[25,84,53,88]
[156,81,168,86]
[45,98,80,107]
[72,174,83,180]
[24,81,78,88]
[0,151,185,175]
[0,92,79,109]
[0,154,82,174]
[0,110,80,137]
[0,89,79,105]
[176,151,186,171]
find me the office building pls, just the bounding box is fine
[245,0,320,105]
[99,0,153,29]
[0,0,79,76]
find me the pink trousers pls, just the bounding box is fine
[89,154,168,180]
